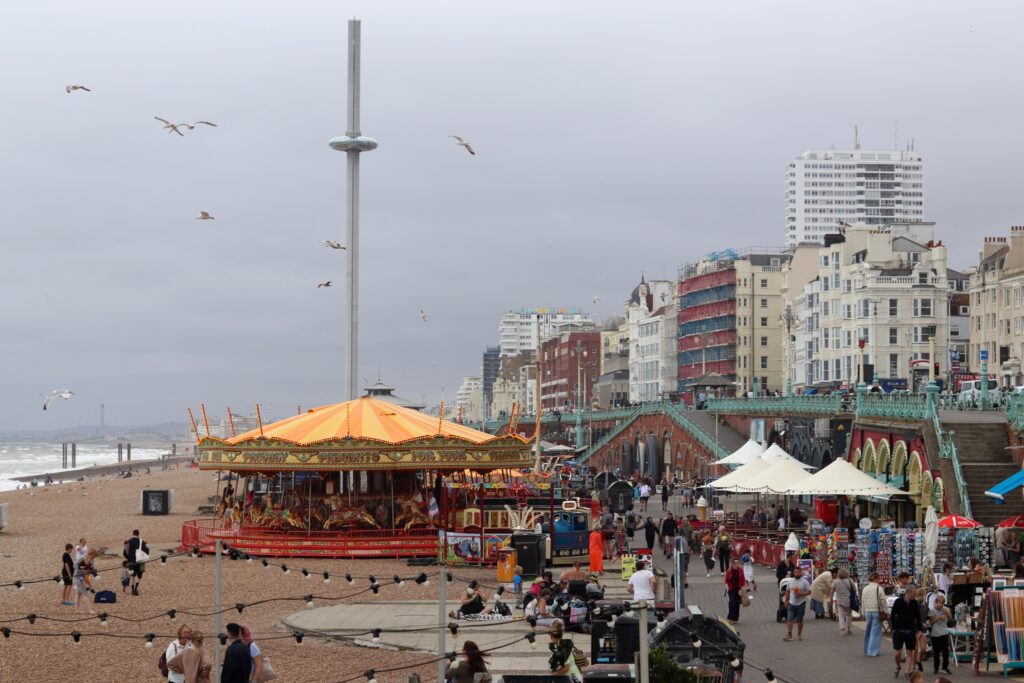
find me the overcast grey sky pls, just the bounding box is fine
[2,0,1021,431]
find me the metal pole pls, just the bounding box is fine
[345,21,362,401]
[534,314,543,470]
[71,443,76,469]
[638,599,650,683]
[215,539,222,683]
[437,567,446,683]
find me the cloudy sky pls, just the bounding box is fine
[2,0,1021,431]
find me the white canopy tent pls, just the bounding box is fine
[761,443,815,470]
[710,458,772,491]
[779,459,907,497]
[733,459,813,494]
[717,439,765,467]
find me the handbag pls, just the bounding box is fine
[572,646,590,669]
[876,586,889,623]
[848,580,860,613]
[256,654,277,682]
[135,548,150,564]
[740,586,752,607]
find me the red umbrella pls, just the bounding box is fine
[938,514,982,529]
[997,515,1024,528]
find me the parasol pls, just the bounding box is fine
[996,515,1024,528]
[937,514,982,529]
[923,506,938,574]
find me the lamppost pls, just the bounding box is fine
[572,342,590,450]
[779,305,801,396]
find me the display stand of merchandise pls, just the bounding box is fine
[978,586,1024,676]
[854,529,873,580]
[875,530,894,585]
[893,529,915,577]
[829,529,850,575]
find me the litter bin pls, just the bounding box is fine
[511,533,546,579]
[496,548,518,583]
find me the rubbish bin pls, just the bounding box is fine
[511,533,546,579]
[654,567,667,601]
[496,548,518,583]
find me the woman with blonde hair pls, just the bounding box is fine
[167,630,213,683]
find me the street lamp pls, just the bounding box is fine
[779,305,801,396]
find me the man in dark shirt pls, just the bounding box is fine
[123,529,148,595]
[660,513,678,558]
[890,589,924,678]
[221,623,252,683]
[61,543,75,605]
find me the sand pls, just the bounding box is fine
[0,465,492,682]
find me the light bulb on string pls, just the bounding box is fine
[323,572,331,584]
[98,613,108,627]
[294,631,304,645]
[371,628,382,643]
[764,669,775,681]
[302,569,310,579]
[345,574,354,584]
[281,564,290,575]
[0,628,10,639]
[393,575,404,587]
[71,631,81,644]
[145,633,155,649]
[14,581,23,590]
[262,559,270,570]
[167,609,177,620]
[235,603,245,614]
[219,633,228,646]
[415,572,429,585]
[26,614,36,625]
[363,671,377,683]
[304,595,314,609]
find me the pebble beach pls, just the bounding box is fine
[0,465,492,682]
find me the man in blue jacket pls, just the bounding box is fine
[221,623,252,683]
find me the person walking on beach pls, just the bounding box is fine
[782,565,811,641]
[72,552,96,614]
[74,538,89,564]
[643,517,659,551]
[446,640,489,683]
[60,543,75,606]
[928,594,953,676]
[239,625,265,683]
[124,528,148,595]
[588,523,605,574]
[861,571,885,657]
[724,558,745,624]
[167,629,212,683]
[220,623,251,683]
[164,625,193,683]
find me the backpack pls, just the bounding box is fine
[158,652,169,677]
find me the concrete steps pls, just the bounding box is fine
[946,421,1024,525]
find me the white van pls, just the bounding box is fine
[957,379,1001,409]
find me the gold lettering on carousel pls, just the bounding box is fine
[241,452,290,464]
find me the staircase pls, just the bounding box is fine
[947,422,1023,525]
[684,409,749,455]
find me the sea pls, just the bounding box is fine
[0,442,170,491]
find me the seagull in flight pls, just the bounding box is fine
[317,281,333,288]
[420,309,428,322]
[592,296,600,304]
[184,121,217,130]
[450,136,475,156]
[65,85,91,93]
[43,389,74,411]
[321,240,346,250]
[155,117,187,136]
[196,212,215,220]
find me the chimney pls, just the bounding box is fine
[982,236,1008,261]
[1011,226,1024,265]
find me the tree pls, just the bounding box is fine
[648,645,701,682]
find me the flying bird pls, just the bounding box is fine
[420,309,428,322]
[317,281,333,288]
[592,296,600,304]
[184,121,217,130]
[321,240,346,250]
[65,85,91,93]
[196,212,214,220]
[154,117,187,136]
[43,389,74,411]
[450,135,475,156]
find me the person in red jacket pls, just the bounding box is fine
[724,558,746,623]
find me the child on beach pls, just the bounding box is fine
[741,552,756,590]
[121,560,131,593]
[512,565,523,594]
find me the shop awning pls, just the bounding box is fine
[985,468,1024,503]
[761,443,815,470]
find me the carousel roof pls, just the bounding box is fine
[225,396,505,446]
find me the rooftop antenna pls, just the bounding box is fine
[853,125,861,150]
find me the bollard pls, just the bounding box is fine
[127,443,131,463]
[62,443,67,469]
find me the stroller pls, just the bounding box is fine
[776,578,790,623]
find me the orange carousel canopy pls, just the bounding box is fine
[196,396,531,473]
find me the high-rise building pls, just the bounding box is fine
[455,376,482,422]
[540,330,600,412]
[498,307,594,357]
[480,346,500,420]
[786,148,924,247]
[677,249,791,397]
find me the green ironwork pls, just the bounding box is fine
[1008,392,1024,434]
[705,394,844,417]
[858,390,930,421]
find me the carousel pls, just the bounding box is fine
[180,395,585,559]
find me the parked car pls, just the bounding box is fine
[957,378,1001,409]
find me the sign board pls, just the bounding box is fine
[620,554,637,582]
[981,349,989,361]
[797,558,815,582]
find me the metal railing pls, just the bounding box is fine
[705,394,845,417]
[858,390,930,421]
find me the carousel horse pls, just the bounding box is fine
[281,508,308,530]
[323,508,379,530]
[215,499,229,518]
[395,499,432,530]
[230,502,244,529]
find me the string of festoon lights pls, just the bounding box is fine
[0,547,795,682]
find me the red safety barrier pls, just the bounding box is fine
[730,537,785,568]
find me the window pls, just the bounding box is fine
[889,328,898,345]
[918,272,928,285]
[760,279,768,288]
[843,305,852,320]
[760,356,768,369]
[912,299,932,317]
[760,317,768,327]
[844,279,852,294]
[822,301,830,316]
[822,277,830,292]
[844,330,853,347]
[959,305,969,315]
[1015,318,1023,335]
[821,360,829,381]
[1017,287,1023,306]
[975,316,981,331]
[991,290,997,304]
[760,298,767,308]
[860,327,870,344]
[833,327,840,350]
[912,326,934,343]
[832,253,840,270]
[951,325,960,337]
[833,273,841,288]
[1005,319,1012,335]
[820,255,830,267]
[1005,289,1012,307]
[859,300,871,317]
[760,336,768,347]
[889,353,899,377]
[822,328,830,348]
[889,299,898,316]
